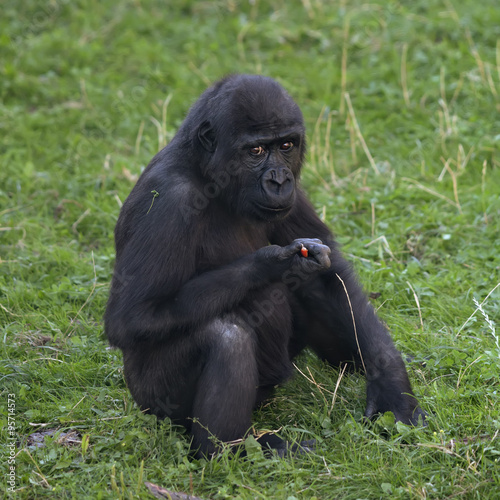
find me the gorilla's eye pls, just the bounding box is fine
[250,146,265,156]
[280,142,294,151]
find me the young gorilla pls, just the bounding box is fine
[105,74,425,458]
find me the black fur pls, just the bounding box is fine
[105,75,425,458]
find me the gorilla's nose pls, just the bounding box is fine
[262,167,294,199]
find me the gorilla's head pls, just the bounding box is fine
[192,75,305,221]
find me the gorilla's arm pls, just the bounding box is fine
[268,190,388,364]
[106,253,264,348]
[269,190,425,424]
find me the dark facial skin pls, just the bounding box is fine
[105,74,425,459]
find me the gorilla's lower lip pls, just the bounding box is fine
[254,202,291,213]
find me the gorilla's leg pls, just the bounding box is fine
[190,318,258,458]
[124,317,314,459]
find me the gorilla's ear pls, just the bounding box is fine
[197,121,217,152]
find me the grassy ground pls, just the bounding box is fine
[1,0,499,498]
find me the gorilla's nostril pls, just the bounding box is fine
[263,168,293,192]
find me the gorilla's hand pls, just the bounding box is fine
[288,238,331,270]
[255,238,331,280]
[364,375,427,426]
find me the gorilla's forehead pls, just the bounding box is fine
[220,76,304,132]
[240,118,302,136]
[237,127,303,148]
[232,120,304,149]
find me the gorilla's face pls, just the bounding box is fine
[197,76,305,221]
[233,131,301,221]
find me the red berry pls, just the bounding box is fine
[300,246,308,258]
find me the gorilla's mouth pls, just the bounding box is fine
[253,202,293,218]
[256,203,289,212]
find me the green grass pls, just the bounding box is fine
[1,0,499,498]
